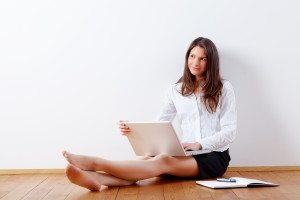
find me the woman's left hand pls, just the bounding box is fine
[182,142,202,151]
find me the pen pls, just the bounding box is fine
[217,178,236,182]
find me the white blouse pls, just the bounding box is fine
[154,80,237,152]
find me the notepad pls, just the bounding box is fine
[196,177,279,189]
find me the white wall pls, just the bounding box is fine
[0,0,299,169]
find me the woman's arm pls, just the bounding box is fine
[153,85,177,122]
[200,82,237,150]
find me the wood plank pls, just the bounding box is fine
[137,178,164,200]
[41,175,75,200]
[237,171,286,200]
[1,171,300,200]
[116,177,164,200]
[21,174,64,200]
[0,175,27,198]
[271,171,300,200]
[0,175,11,182]
[116,184,138,200]
[1,174,48,200]
[181,179,213,200]
[209,188,239,200]
[221,171,240,178]
[0,175,43,198]
[206,185,240,200]
[274,170,300,184]
[65,185,119,200]
[163,180,187,200]
[0,175,12,191]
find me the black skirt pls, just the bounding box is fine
[193,149,231,179]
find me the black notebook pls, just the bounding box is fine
[196,177,279,189]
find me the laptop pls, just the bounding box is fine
[123,121,211,156]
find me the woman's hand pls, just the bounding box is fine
[118,120,131,135]
[182,142,202,151]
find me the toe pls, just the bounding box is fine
[62,150,67,157]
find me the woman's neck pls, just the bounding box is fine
[194,76,205,89]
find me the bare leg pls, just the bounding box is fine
[63,151,200,181]
[65,164,136,190]
[62,151,152,170]
[62,151,98,171]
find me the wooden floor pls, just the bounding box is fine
[0,171,300,200]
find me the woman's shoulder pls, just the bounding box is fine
[221,79,234,91]
[165,82,182,97]
[221,79,235,97]
[167,82,182,91]
[174,82,182,89]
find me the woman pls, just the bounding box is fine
[62,37,237,191]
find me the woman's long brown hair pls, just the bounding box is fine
[177,37,223,113]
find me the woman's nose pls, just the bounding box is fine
[194,59,200,66]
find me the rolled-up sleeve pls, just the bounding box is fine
[200,82,237,150]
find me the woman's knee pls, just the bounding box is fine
[153,154,172,167]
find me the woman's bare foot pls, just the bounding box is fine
[66,164,101,191]
[66,164,136,188]
[62,150,100,171]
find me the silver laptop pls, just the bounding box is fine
[123,121,211,156]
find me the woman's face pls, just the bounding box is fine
[188,46,207,79]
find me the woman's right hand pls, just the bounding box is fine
[118,120,131,135]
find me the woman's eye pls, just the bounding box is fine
[190,55,195,58]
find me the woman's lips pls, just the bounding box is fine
[192,67,200,70]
